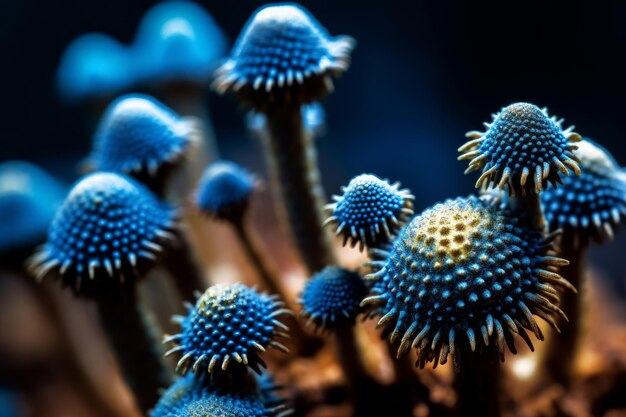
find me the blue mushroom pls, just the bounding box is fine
[459,102,582,195]
[300,266,367,331]
[57,33,132,103]
[133,1,227,84]
[214,3,355,108]
[28,172,176,296]
[543,139,626,244]
[195,161,256,222]
[151,372,290,417]
[362,195,574,368]
[324,174,414,251]
[164,283,291,375]
[0,161,65,256]
[91,94,198,177]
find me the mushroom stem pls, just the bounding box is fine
[512,193,546,232]
[544,233,588,386]
[97,287,172,413]
[231,217,285,299]
[333,326,371,395]
[230,216,323,357]
[163,81,220,162]
[261,104,337,273]
[7,269,127,417]
[385,342,416,384]
[131,169,174,201]
[454,343,502,417]
[334,327,418,416]
[385,342,421,414]
[160,227,208,301]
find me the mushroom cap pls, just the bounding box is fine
[28,172,176,297]
[362,195,573,368]
[164,283,290,376]
[0,161,66,256]
[151,374,289,417]
[57,33,132,103]
[300,266,367,331]
[213,3,355,108]
[133,1,227,84]
[91,94,197,177]
[324,174,414,251]
[459,102,582,195]
[151,374,204,417]
[195,161,255,222]
[542,139,626,244]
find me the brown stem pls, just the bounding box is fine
[453,344,502,417]
[7,269,126,417]
[334,327,370,389]
[97,287,172,413]
[334,328,424,417]
[231,216,323,357]
[262,104,337,273]
[161,227,208,301]
[512,193,545,232]
[544,233,587,386]
[385,341,416,384]
[232,217,285,298]
[163,81,220,162]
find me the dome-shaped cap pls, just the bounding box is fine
[214,3,355,108]
[459,103,582,195]
[164,283,291,375]
[133,1,227,84]
[151,374,290,417]
[57,33,132,102]
[0,161,66,256]
[324,174,414,251]
[542,139,626,244]
[300,266,367,331]
[91,94,197,177]
[28,172,176,296]
[362,195,574,368]
[195,161,256,222]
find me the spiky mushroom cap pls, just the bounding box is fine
[195,161,256,222]
[361,195,575,369]
[459,102,582,195]
[0,162,65,259]
[164,283,291,375]
[299,266,367,331]
[57,33,132,103]
[324,174,414,251]
[151,374,291,417]
[91,94,198,178]
[213,3,355,109]
[133,1,227,84]
[28,172,176,297]
[542,139,626,244]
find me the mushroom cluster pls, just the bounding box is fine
[16,2,626,417]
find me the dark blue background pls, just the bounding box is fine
[2,0,626,290]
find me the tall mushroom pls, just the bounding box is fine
[213,4,355,273]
